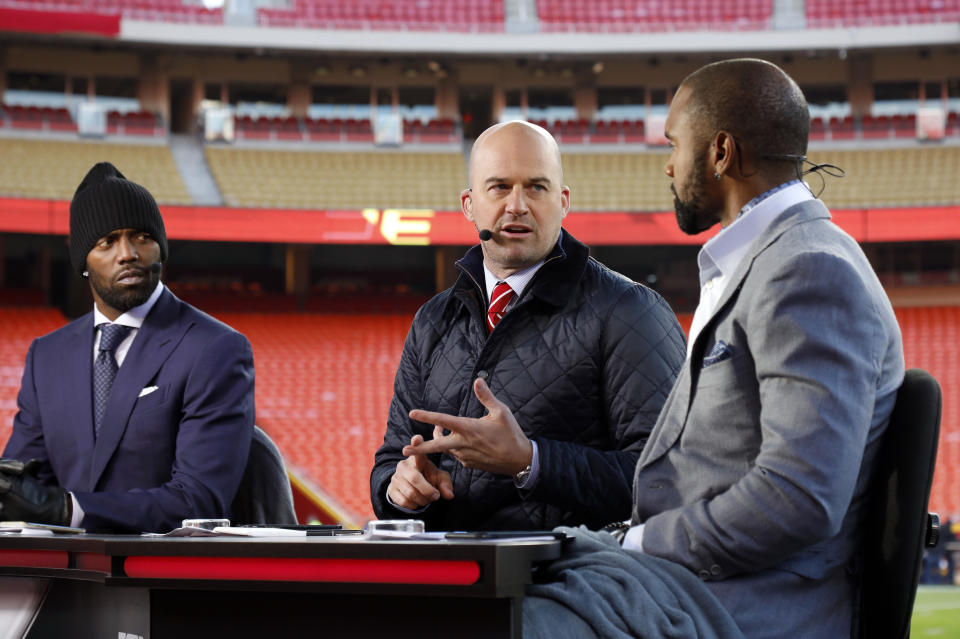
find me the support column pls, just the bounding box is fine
[285,244,310,309]
[434,246,461,293]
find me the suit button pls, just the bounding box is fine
[699,570,710,581]
[710,564,721,575]
[476,370,489,380]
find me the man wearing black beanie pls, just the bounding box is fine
[0,162,256,533]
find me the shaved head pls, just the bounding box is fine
[468,121,564,187]
[680,58,809,176]
[461,120,570,278]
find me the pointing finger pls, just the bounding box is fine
[409,409,472,434]
[409,434,428,472]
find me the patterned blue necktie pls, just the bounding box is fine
[93,324,133,438]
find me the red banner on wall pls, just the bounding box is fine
[1,197,958,246]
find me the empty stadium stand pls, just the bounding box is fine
[806,0,960,28]
[558,144,960,212]
[896,306,960,521]
[204,147,466,210]
[562,150,672,211]
[808,146,960,208]
[0,138,191,204]
[537,0,773,32]
[257,0,505,32]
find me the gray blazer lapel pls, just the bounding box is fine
[88,290,190,491]
[640,200,832,469]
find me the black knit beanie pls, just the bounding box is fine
[69,162,168,273]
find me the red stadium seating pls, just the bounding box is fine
[892,113,917,139]
[829,115,857,140]
[106,110,163,137]
[895,306,960,521]
[949,112,960,137]
[258,0,505,33]
[234,115,307,142]
[807,0,960,28]
[1,104,78,133]
[218,311,415,523]
[810,116,828,141]
[304,117,343,142]
[861,114,892,140]
[538,0,773,32]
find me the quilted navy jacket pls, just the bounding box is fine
[370,230,686,530]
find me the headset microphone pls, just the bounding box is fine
[478,229,493,241]
[150,262,163,274]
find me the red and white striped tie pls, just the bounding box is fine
[487,281,514,333]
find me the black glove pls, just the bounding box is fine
[0,458,71,525]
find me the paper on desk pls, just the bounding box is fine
[0,521,84,535]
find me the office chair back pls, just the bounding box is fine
[231,425,298,525]
[859,368,941,639]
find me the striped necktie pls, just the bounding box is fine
[487,281,514,333]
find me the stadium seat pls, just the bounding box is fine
[859,369,941,639]
[230,425,298,526]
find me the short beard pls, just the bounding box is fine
[673,149,719,235]
[89,269,158,314]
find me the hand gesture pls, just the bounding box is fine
[404,377,533,477]
[386,432,454,510]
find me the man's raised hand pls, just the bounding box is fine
[404,377,533,477]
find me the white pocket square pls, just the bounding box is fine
[138,386,159,398]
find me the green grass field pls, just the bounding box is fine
[911,586,960,636]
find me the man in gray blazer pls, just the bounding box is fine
[524,59,904,639]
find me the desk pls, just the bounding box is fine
[0,534,562,639]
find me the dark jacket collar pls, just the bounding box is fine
[449,228,590,311]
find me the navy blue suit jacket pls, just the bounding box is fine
[4,287,255,533]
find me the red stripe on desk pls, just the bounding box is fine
[123,556,481,585]
[0,549,69,569]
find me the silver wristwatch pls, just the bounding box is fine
[515,463,532,484]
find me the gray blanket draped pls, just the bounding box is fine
[523,527,745,639]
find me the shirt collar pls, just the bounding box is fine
[94,281,165,329]
[698,180,812,287]
[483,259,545,302]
